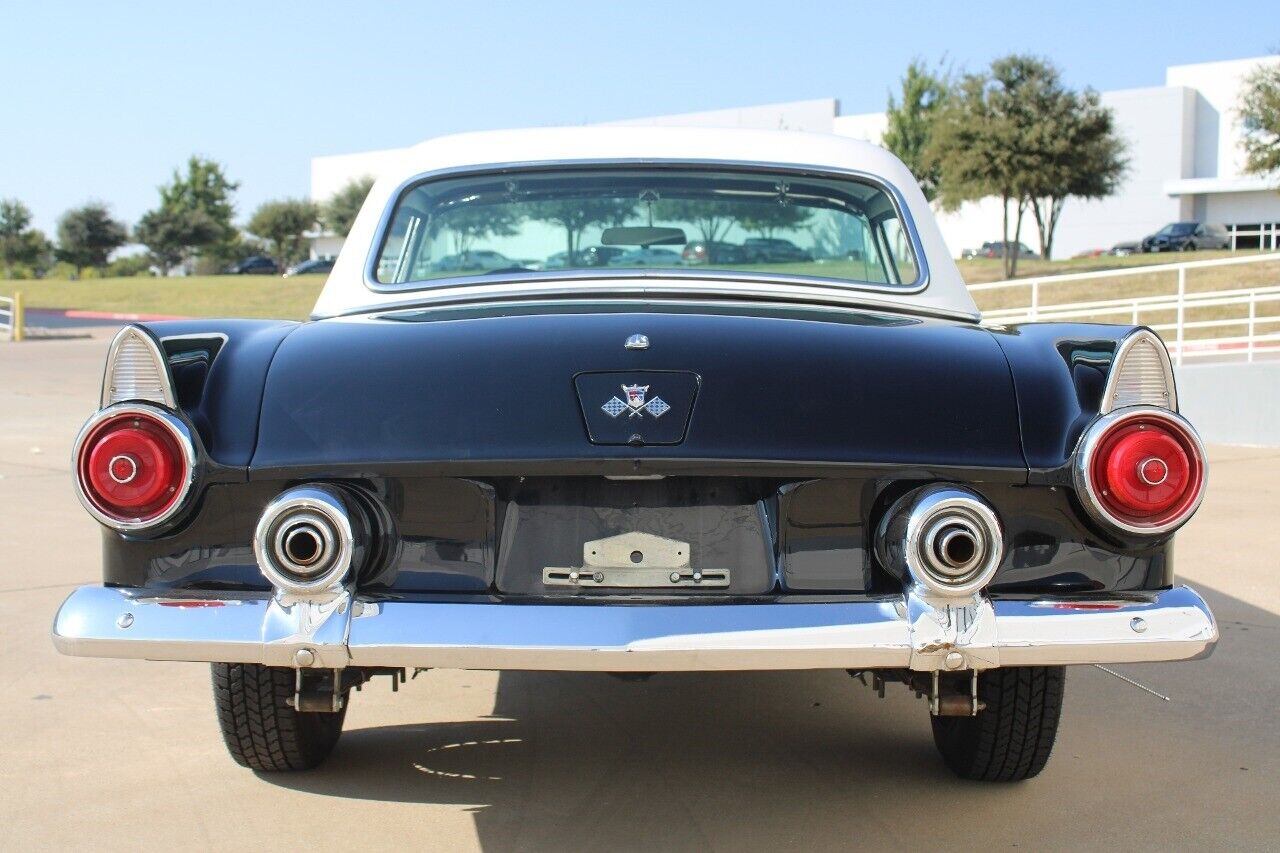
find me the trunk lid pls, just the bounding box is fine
[251,301,1024,471]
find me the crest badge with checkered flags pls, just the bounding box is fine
[602,383,671,419]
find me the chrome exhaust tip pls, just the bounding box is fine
[276,519,330,572]
[931,524,981,576]
[876,485,1004,597]
[254,485,366,595]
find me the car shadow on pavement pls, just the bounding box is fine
[261,581,1277,849]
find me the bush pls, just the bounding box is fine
[47,261,80,279]
[107,255,156,277]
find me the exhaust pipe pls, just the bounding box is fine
[932,524,980,575]
[876,485,1003,597]
[254,485,371,595]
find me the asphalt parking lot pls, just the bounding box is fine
[1,333,1277,851]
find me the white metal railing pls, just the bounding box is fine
[971,253,1280,364]
[0,293,22,342]
[1227,222,1279,252]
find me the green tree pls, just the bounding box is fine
[135,156,240,273]
[246,199,321,270]
[56,203,128,276]
[437,205,523,255]
[325,176,375,238]
[737,203,812,239]
[651,198,736,243]
[1239,59,1280,184]
[524,198,635,261]
[134,206,223,274]
[930,55,1070,276]
[106,253,156,277]
[21,230,55,277]
[883,59,951,202]
[998,60,1131,258]
[1,198,41,277]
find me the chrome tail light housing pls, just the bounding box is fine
[1073,406,1206,536]
[73,325,200,533]
[73,404,198,532]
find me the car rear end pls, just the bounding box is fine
[51,140,1217,779]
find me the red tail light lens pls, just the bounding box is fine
[74,406,195,530]
[1074,409,1206,535]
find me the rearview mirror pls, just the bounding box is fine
[601,226,687,247]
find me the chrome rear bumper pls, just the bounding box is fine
[52,585,1217,672]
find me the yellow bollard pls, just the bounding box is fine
[12,291,24,342]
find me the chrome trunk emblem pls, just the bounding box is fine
[602,384,670,419]
[624,333,649,350]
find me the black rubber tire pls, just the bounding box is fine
[211,663,347,771]
[930,666,1065,782]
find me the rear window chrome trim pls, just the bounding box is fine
[320,284,979,324]
[361,158,932,300]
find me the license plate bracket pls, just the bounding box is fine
[543,531,730,589]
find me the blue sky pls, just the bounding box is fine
[3,1,1275,235]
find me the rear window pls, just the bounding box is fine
[373,167,921,289]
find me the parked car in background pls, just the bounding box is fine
[433,249,513,272]
[54,127,1216,783]
[743,237,811,263]
[578,245,627,267]
[682,240,747,264]
[1141,222,1231,252]
[607,246,683,266]
[225,255,278,275]
[545,246,627,269]
[283,257,335,277]
[961,241,1038,260]
[1109,242,1142,256]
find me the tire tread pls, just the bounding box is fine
[931,666,1065,782]
[211,663,345,771]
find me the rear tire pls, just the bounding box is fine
[930,666,1065,782]
[211,663,347,771]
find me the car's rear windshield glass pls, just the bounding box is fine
[373,167,920,288]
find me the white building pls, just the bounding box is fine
[310,56,1279,261]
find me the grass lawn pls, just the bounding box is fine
[2,275,324,321]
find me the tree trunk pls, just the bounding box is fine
[1045,197,1065,260]
[1010,198,1027,278]
[1031,197,1049,260]
[1000,194,1012,279]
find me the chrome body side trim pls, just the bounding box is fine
[1071,406,1208,537]
[52,585,1218,672]
[70,403,200,534]
[360,159,933,299]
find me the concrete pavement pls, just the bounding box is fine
[1,335,1277,851]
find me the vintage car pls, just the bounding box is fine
[52,127,1216,781]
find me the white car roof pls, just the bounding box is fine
[312,126,977,321]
